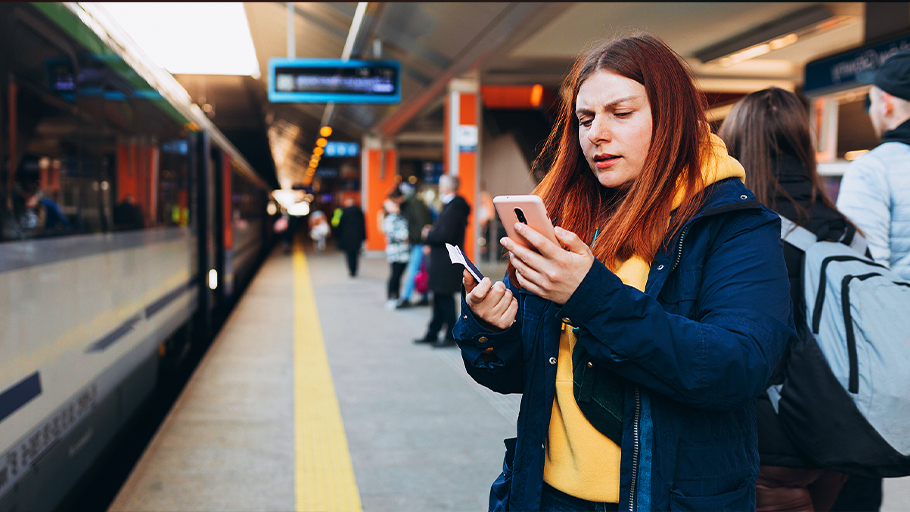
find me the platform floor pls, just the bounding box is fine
[108,238,910,512]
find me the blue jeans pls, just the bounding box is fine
[539,483,619,512]
[400,244,426,301]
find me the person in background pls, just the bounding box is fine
[381,190,410,309]
[309,210,330,251]
[826,50,910,512]
[113,194,144,231]
[331,205,343,229]
[396,181,433,309]
[837,49,910,282]
[3,157,70,239]
[718,87,855,512]
[414,174,470,347]
[453,33,795,511]
[335,197,366,277]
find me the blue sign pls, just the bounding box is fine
[268,58,400,104]
[315,167,338,178]
[324,141,360,157]
[805,33,910,95]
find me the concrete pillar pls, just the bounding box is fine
[362,135,398,251]
[444,75,480,262]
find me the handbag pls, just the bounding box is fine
[414,258,429,294]
[572,338,624,444]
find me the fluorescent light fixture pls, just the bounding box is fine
[697,5,853,67]
[93,3,260,77]
[287,201,311,217]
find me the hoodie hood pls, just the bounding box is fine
[672,133,746,210]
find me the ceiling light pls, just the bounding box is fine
[696,5,854,67]
[320,126,333,137]
[95,3,261,77]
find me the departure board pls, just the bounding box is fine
[268,58,400,104]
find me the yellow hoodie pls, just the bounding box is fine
[542,134,745,502]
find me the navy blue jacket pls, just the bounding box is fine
[453,178,796,511]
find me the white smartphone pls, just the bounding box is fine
[493,195,559,249]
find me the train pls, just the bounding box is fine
[0,4,277,511]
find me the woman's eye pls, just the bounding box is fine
[615,111,632,118]
[579,118,592,127]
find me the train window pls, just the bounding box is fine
[157,139,191,227]
[0,8,134,241]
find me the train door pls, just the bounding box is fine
[195,131,221,337]
[210,146,226,322]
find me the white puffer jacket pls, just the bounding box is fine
[837,140,910,280]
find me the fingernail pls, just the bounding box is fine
[514,223,522,232]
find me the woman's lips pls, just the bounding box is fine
[594,154,620,169]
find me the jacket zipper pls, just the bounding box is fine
[669,225,691,273]
[628,385,641,512]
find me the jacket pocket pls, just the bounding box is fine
[659,264,702,305]
[669,477,753,512]
[489,437,517,512]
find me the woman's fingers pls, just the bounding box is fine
[463,269,477,293]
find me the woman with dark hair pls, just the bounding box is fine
[452,33,795,511]
[718,87,868,512]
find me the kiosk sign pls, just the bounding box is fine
[805,34,910,94]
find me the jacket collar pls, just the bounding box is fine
[880,117,910,145]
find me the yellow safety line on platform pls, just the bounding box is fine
[293,241,363,512]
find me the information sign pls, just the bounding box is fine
[268,58,400,104]
[324,141,360,157]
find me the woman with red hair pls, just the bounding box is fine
[453,33,796,511]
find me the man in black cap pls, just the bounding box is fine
[829,51,910,512]
[837,50,910,282]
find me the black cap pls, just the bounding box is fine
[858,50,910,101]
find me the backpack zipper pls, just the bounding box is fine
[813,256,886,333]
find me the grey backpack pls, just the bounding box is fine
[768,216,910,477]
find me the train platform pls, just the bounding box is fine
[106,238,518,512]
[106,239,910,512]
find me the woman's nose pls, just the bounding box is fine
[588,116,611,144]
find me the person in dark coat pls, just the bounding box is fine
[414,174,470,347]
[719,87,868,512]
[335,197,366,277]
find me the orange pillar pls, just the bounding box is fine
[445,76,479,262]
[362,136,398,251]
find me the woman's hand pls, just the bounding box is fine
[463,270,518,330]
[503,224,594,305]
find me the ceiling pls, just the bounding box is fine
[171,2,868,190]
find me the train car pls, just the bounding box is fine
[0,4,274,511]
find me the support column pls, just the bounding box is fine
[362,135,398,251]
[444,75,480,262]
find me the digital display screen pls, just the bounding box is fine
[268,58,400,104]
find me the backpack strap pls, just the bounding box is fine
[779,214,869,255]
[779,215,817,251]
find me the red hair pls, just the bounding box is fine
[512,33,708,283]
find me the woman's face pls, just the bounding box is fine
[576,70,653,189]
